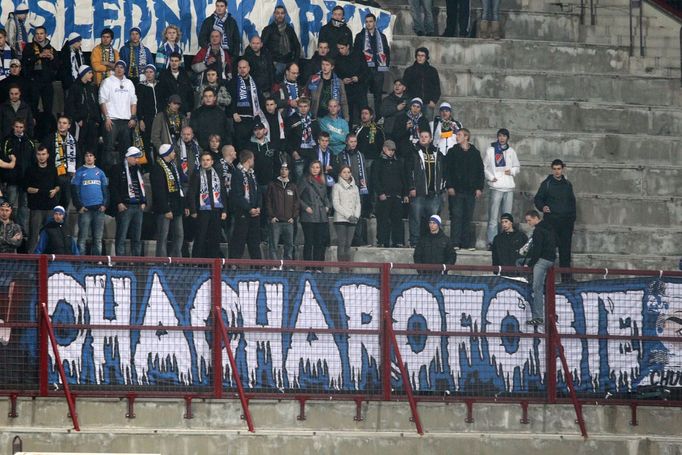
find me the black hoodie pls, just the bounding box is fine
[534,175,577,220]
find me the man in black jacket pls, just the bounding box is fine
[534,159,577,282]
[243,36,275,98]
[261,6,302,81]
[413,215,456,273]
[353,13,390,115]
[392,97,430,159]
[229,150,262,260]
[109,147,146,257]
[227,59,265,150]
[371,140,407,247]
[0,84,33,137]
[33,205,78,254]
[0,118,34,232]
[446,128,484,250]
[198,0,241,60]
[158,54,194,116]
[335,39,369,126]
[21,26,58,115]
[319,6,353,58]
[380,79,409,140]
[521,209,556,326]
[151,144,185,257]
[491,213,527,266]
[25,145,59,252]
[190,87,233,151]
[402,47,441,120]
[64,65,100,159]
[284,97,320,180]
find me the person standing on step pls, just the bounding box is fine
[318,99,349,156]
[266,162,299,261]
[354,13,390,116]
[446,128,484,250]
[409,0,436,36]
[90,28,119,86]
[188,151,228,258]
[392,97,430,159]
[198,0,241,61]
[306,56,349,121]
[157,53,194,116]
[372,140,408,248]
[402,48,441,121]
[99,60,138,167]
[284,97,320,180]
[25,145,59,253]
[432,102,462,156]
[413,215,457,273]
[109,147,146,257]
[64,65,100,160]
[261,5,302,81]
[71,150,108,255]
[229,149,262,260]
[59,33,85,95]
[298,160,331,264]
[0,118,35,233]
[243,35,276,98]
[480,0,503,39]
[332,165,361,262]
[380,79,409,141]
[334,39,369,127]
[33,205,79,254]
[533,158,576,282]
[442,0,471,37]
[491,213,527,267]
[227,58,265,151]
[484,128,520,250]
[45,114,78,209]
[333,133,370,246]
[118,27,153,86]
[0,199,23,253]
[22,26,58,115]
[5,3,29,59]
[151,144,185,258]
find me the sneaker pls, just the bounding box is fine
[454,247,460,251]
[468,247,476,251]
[525,318,544,326]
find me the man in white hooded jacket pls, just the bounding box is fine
[483,128,520,249]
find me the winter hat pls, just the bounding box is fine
[66,32,82,46]
[77,65,92,79]
[410,97,423,107]
[143,64,156,73]
[125,146,142,158]
[429,215,442,227]
[497,128,510,139]
[158,144,174,157]
[53,205,66,215]
[439,102,452,112]
[130,27,142,35]
[167,94,182,105]
[383,139,396,150]
[114,60,127,70]
[9,59,21,67]
[14,3,29,14]
[0,198,11,207]
[500,213,514,223]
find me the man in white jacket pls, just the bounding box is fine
[484,128,520,249]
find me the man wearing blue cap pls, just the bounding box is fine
[33,205,79,255]
[99,60,138,167]
[59,32,85,93]
[119,27,153,85]
[151,143,185,257]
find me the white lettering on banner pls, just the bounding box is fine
[442,288,484,390]
[189,277,212,385]
[0,0,394,56]
[341,283,380,389]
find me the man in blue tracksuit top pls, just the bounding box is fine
[71,150,109,255]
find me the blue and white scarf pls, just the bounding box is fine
[307,71,341,103]
[300,114,315,149]
[492,141,508,167]
[284,80,299,116]
[340,149,368,195]
[218,158,234,193]
[236,162,254,203]
[236,75,262,117]
[407,110,423,142]
[362,29,388,71]
[199,167,223,210]
[156,41,182,69]
[317,146,334,187]
[213,14,231,51]
[0,44,12,80]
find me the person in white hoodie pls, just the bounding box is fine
[332,165,361,262]
[484,128,520,249]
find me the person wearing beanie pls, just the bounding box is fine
[484,127,520,249]
[151,144,185,257]
[319,6,353,58]
[402,48,441,119]
[371,139,408,248]
[5,3,29,58]
[198,0,241,60]
[392,96,430,159]
[59,32,85,93]
[33,205,79,255]
[119,27,153,85]
[413,214,457,273]
[21,25,58,115]
[108,147,146,257]
[409,0,436,36]
[64,65,100,159]
[491,212,527,266]
[432,102,463,156]
[71,150,108,255]
[99,59,138,167]
[91,28,119,85]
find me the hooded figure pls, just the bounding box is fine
[33,205,79,254]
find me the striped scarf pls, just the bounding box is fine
[54,133,76,176]
[10,14,27,55]
[493,141,508,167]
[362,29,387,71]
[157,157,184,197]
[199,167,223,210]
[0,45,12,80]
[127,42,147,79]
[213,13,231,51]
[340,149,368,195]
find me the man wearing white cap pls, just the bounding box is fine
[432,102,462,156]
[0,58,30,104]
[21,25,57,114]
[99,59,138,167]
[64,65,100,157]
[59,32,85,93]
[151,144,185,257]
[5,3,28,58]
[108,147,146,256]
[0,30,15,83]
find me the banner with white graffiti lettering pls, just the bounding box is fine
[2,259,681,398]
[0,0,394,56]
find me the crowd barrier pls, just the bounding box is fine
[0,254,680,436]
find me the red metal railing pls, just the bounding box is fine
[0,254,681,437]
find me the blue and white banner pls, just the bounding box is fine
[3,261,681,397]
[0,0,394,56]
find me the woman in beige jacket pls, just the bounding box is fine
[331,165,361,262]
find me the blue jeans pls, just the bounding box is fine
[269,221,295,260]
[77,209,105,255]
[115,204,143,256]
[482,0,501,21]
[409,0,435,34]
[486,189,513,244]
[155,213,184,257]
[409,194,441,246]
[531,259,554,320]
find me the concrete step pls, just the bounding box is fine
[440,96,682,136]
[388,64,682,106]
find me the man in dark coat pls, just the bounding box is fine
[334,39,369,126]
[21,26,58,114]
[353,13,390,115]
[64,65,100,158]
[491,213,528,266]
[157,53,194,116]
[402,47,441,119]
[319,6,353,58]
[33,205,79,254]
[261,5,302,80]
[198,0,241,60]
[413,215,456,273]
[190,87,233,150]
[243,35,275,98]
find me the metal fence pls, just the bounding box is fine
[1,254,681,436]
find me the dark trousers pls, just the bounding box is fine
[376,196,404,247]
[347,92,368,127]
[57,174,72,210]
[449,192,476,248]
[31,80,54,114]
[301,222,328,262]
[71,120,99,166]
[229,213,262,259]
[103,119,132,168]
[444,0,470,36]
[192,210,223,258]
[545,214,575,280]
[367,71,385,115]
[233,116,256,151]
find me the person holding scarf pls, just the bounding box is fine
[91,28,119,86]
[227,58,265,151]
[319,6,352,58]
[229,149,262,260]
[59,33,86,94]
[353,14,390,116]
[284,97,320,181]
[151,95,186,155]
[0,30,15,84]
[151,144,185,257]
[192,30,232,82]
[5,3,28,59]
[119,27,153,86]
[484,128,520,249]
[298,160,330,266]
[275,62,303,117]
[155,25,183,72]
[432,102,463,156]
[261,5,302,81]
[65,66,100,160]
[198,0,241,60]
[306,56,348,121]
[22,26,58,115]
[45,115,78,210]
[318,99,349,156]
[392,97,430,159]
[109,147,146,257]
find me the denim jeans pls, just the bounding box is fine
[409,0,435,34]
[155,213,184,257]
[115,204,143,256]
[4,185,28,233]
[408,194,441,246]
[486,189,513,244]
[481,0,501,21]
[77,209,105,255]
[531,258,554,320]
[269,221,294,260]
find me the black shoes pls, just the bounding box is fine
[526,318,544,326]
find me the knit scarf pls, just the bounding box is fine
[11,14,27,54]
[99,43,116,69]
[307,71,340,102]
[357,122,378,144]
[178,139,200,182]
[340,149,368,195]
[317,146,334,187]
[300,114,315,149]
[54,132,76,176]
[31,40,51,70]
[236,162,252,203]
[165,106,181,138]
[213,13,231,51]
[362,29,387,71]
[439,118,457,138]
[0,45,12,80]
[124,161,145,201]
[70,47,83,80]
[236,75,262,117]
[157,157,184,196]
[284,80,299,116]
[218,158,234,192]
[127,42,147,78]
[199,167,223,210]
[493,141,508,167]
[406,110,423,140]
[163,42,182,64]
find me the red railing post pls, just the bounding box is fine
[545,267,557,404]
[212,259,223,399]
[381,263,391,401]
[38,254,48,397]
